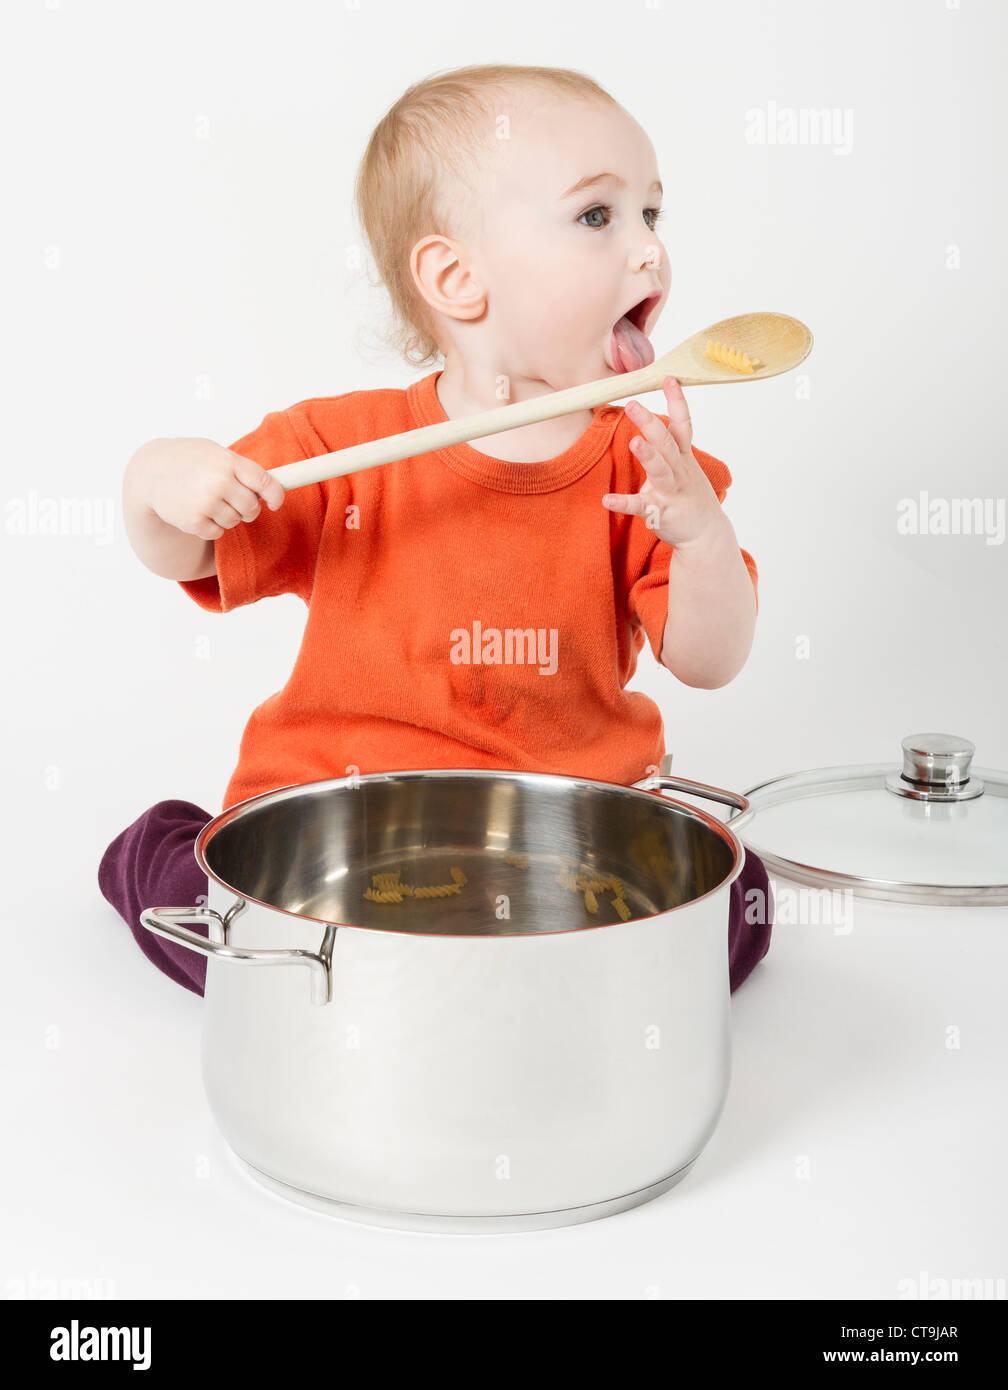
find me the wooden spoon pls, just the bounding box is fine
[268,311,812,492]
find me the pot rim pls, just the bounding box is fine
[193,766,746,939]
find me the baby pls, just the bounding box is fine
[99,63,772,994]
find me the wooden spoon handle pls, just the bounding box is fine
[267,358,664,491]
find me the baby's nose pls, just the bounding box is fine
[628,241,663,273]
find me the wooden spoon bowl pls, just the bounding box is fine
[667,311,813,385]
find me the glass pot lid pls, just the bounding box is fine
[724,733,1008,906]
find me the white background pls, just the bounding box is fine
[2,0,1005,1301]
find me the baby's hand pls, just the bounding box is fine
[601,377,725,550]
[139,437,286,541]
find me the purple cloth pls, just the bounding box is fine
[98,799,773,997]
[98,800,213,995]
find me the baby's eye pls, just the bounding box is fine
[645,207,665,230]
[578,204,611,229]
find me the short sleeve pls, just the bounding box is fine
[179,408,327,612]
[626,435,759,663]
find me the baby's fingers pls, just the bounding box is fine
[203,499,246,533]
[601,491,649,517]
[232,453,286,511]
[221,481,265,525]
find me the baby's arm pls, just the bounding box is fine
[122,436,286,580]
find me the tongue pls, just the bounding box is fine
[607,314,655,373]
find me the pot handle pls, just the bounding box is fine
[633,755,751,822]
[139,906,333,1006]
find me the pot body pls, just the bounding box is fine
[201,875,732,1225]
[144,768,744,1229]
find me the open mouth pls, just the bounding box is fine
[625,294,662,334]
[606,293,661,373]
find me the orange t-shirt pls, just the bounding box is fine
[181,369,758,810]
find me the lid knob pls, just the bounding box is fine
[901,733,974,788]
[886,732,984,802]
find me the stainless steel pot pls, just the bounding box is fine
[140,762,749,1233]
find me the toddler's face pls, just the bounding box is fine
[449,95,671,390]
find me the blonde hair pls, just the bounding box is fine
[353,64,619,369]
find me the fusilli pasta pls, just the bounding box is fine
[705,340,757,373]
